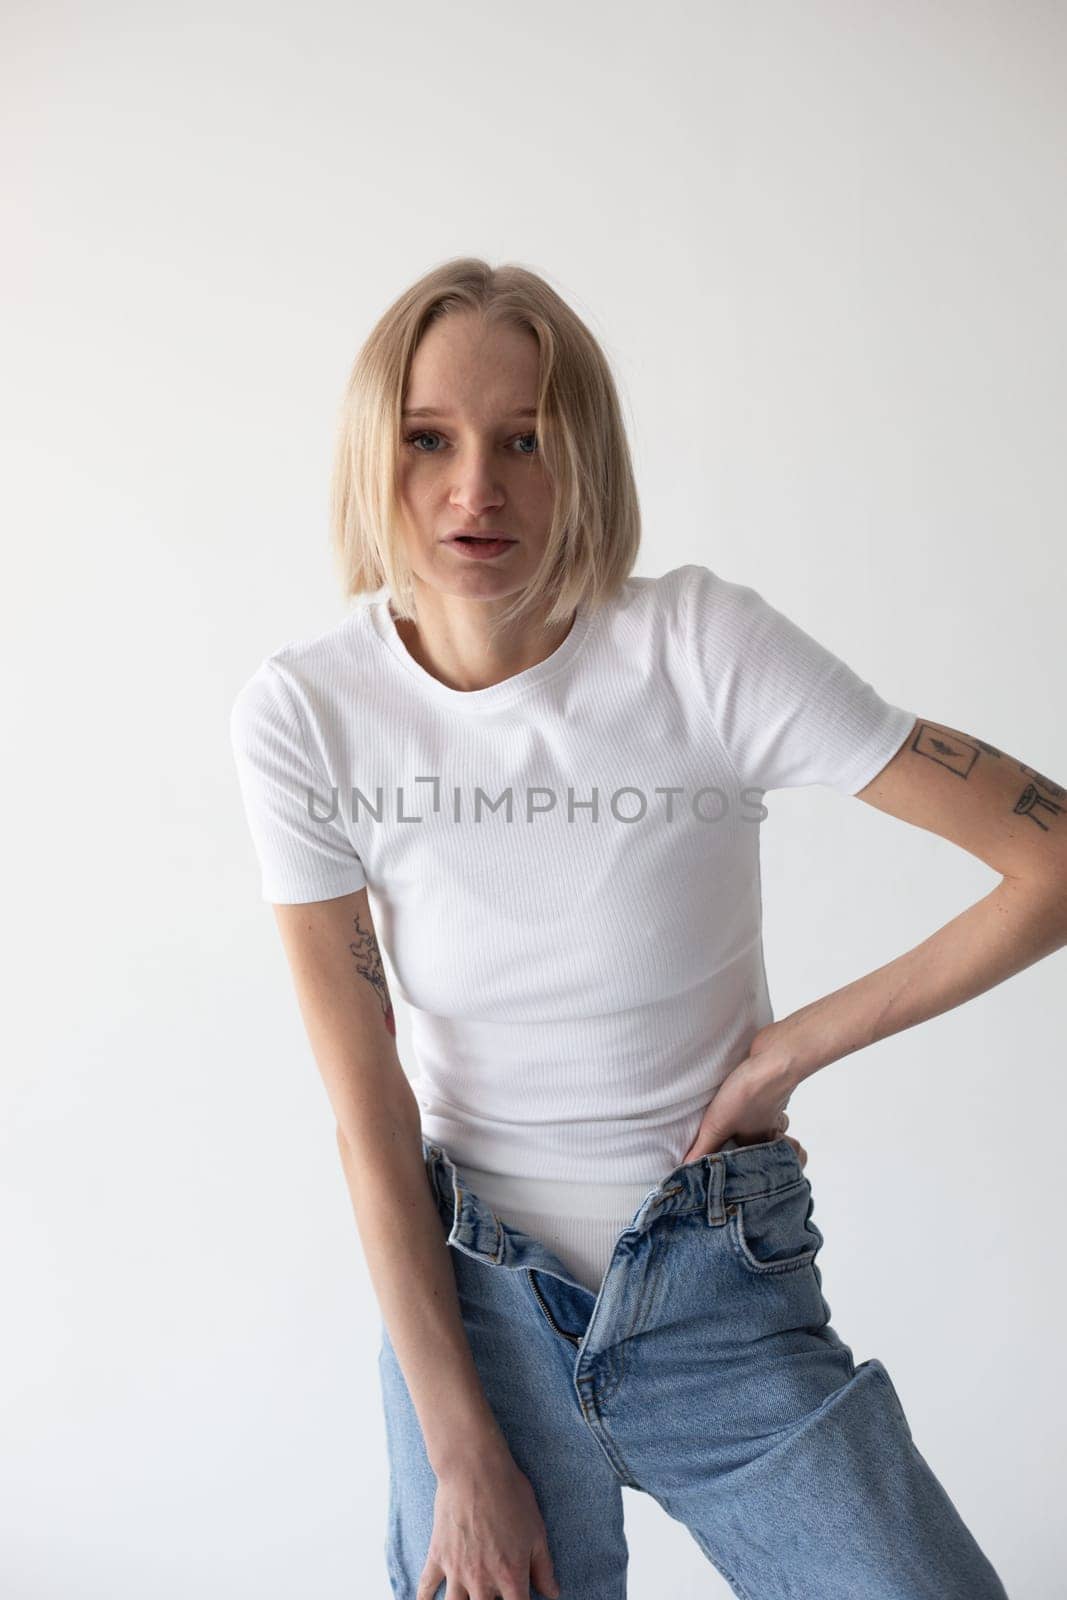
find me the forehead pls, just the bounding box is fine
[403,314,540,418]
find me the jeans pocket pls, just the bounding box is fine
[727,1177,824,1275]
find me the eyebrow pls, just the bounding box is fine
[401,406,538,419]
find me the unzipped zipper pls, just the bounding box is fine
[529,1270,582,1347]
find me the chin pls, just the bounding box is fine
[427,555,531,596]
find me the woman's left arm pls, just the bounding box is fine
[682,717,1067,1161]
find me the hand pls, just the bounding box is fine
[681,1034,808,1169]
[420,1443,561,1600]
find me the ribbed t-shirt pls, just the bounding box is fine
[229,563,915,1294]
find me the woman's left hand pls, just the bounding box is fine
[680,1035,808,1169]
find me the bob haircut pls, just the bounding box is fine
[329,257,642,640]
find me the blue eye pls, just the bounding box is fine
[403,431,538,455]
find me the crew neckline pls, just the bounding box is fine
[364,590,596,711]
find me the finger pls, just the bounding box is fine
[530,1538,561,1599]
[415,1562,446,1600]
[784,1135,808,1168]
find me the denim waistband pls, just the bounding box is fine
[421,1133,807,1239]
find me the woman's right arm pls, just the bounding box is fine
[271,889,562,1598]
[271,886,506,1477]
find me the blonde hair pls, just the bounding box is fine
[329,257,642,638]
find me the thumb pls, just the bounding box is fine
[683,1119,726,1164]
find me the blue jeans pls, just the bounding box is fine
[377,1135,1009,1599]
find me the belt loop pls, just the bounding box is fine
[423,1143,443,1202]
[705,1154,727,1227]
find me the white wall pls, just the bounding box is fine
[4,2,1064,1595]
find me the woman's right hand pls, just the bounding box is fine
[419,1442,561,1600]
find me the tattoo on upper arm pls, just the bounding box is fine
[1014,779,1065,831]
[348,914,396,1037]
[912,724,987,777]
[910,721,1064,830]
[1019,764,1065,799]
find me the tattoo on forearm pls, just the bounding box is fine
[911,722,1064,831]
[348,914,396,1037]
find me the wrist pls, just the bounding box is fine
[749,1022,820,1092]
[427,1412,512,1480]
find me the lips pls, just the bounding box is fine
[446,534,518,559]
[447,534,516,544]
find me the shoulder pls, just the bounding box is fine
[667,562,766,619]
[589,563,759,662]
[636,562,772,663]
[229,601,377,736]
[605,563,735,627]
[635,561,763,619]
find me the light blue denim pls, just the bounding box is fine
[377,1135,1009,1599]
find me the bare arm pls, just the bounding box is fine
[682,718,1067,1159]
[271,887,506,1478]
[779,718,1067,1081]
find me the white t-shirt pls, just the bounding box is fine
[230,564,915,1293]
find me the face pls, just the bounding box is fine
[396,311,556,606]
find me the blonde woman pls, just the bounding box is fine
[230,258,1054,1599]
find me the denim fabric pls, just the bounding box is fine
[377,1136,1009,1600]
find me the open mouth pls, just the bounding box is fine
[446,535,518,558]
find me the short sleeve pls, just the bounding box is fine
[681,564,916,795]
[229,660,368,903]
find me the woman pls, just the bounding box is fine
[230,259,1059,1599]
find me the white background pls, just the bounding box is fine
[4,1,1064,1595]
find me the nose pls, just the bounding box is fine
[448,445,506,517]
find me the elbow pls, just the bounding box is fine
[334,1090,423,1161]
